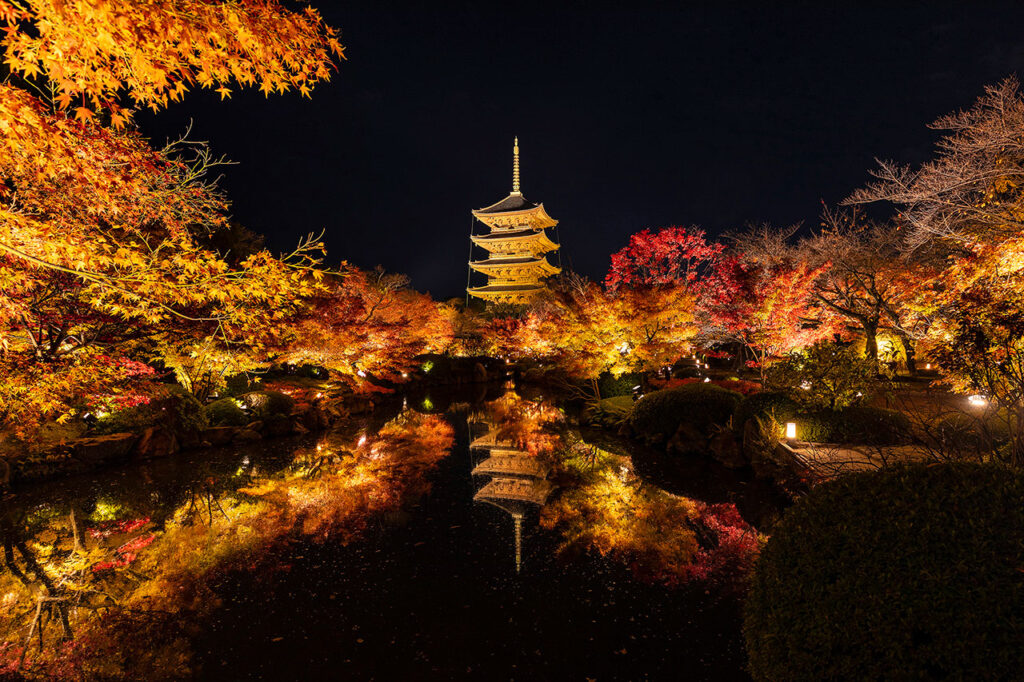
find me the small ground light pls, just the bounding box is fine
[785,422,797,440]
[925,363,931,370]
[358,434,367,447]
[968,394,988,407]
[703,377,711,383]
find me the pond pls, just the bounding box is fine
[0,384,780,680]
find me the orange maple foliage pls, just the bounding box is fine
[2,0,343,121]
[0,1,344,436]
[282,266,454,386]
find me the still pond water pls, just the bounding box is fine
[2,384,782,680]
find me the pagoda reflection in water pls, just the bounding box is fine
[469,422,553,573]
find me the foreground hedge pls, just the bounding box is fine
[735,392,910,445]
[630,384,743,442]
[744,463,1024,681]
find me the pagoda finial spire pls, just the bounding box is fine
[512,136,521,194]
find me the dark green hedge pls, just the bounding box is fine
[744,463,1024,681]
[629,383,743,442]
[204,398,250,427]
[734,391,800,433]
[798,406,910,445]
[736,393,910,445]
[597,371,643,398]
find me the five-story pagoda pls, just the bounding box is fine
[467,138,561,305]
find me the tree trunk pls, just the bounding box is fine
[863,321,879,371]
[897,332,917,376]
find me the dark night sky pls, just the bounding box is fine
[138,1,1024,299]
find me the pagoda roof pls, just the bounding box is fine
[467,284,546,294]
[469,256,560,276]
[471,256,543,265]
[470,229,559,254]
[472,193,558,229]
[473,454,550,478]
[472,228,541,240]
[474,476,553,506]
[474,192,538,215]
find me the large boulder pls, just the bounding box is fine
[200,426,237,447]
[233,428,262,443]
[72,433,138,465]
[708,428,745,469]
[134,427,178,459]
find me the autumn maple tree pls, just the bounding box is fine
[283,266,454,387]
[0,1,343,436]
[701,227,833,379]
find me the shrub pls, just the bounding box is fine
[745,463,1024,681]
[224,373,262,396]
[238,390,294,419]
[92,404,160,435]
[583,395,634,428]
[629,384,743,442]
[766,341,878,410]
[204,398,250,427]
[597,371,642,398]
[164,384,208,434]
[651,376,762,396]
[797,406,910,445]
[933,410,1013,453]
[92,384,207,435]
[734,392,800,433]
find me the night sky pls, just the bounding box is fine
[138,1,1024,299]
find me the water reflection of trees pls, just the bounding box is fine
[464,391,763,587]
[541,436,764,588]
[0,411,454,678]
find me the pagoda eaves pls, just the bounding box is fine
[467,138,562,306]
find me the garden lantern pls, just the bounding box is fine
[785,422,797,440]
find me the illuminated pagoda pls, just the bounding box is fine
[469,424,553,573]
[467,138,561,305]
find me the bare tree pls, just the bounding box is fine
[847,77,1024,251]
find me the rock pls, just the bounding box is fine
[71,433,138,465]
[233,429,262,443]
[134,427,178,459]
[708,429,746,469]
[201,426,237,447]
[263,414,293,437]
[472,362,488,382]
[666,423,705,455]
[177,427,201,450]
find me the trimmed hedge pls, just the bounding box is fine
[734,392,800,433]
[745,463,1024,681]
[597,371,642,398]
[735,393,910,445]
[583,395,634,428]
[204,398,250,427]
[629,383,743,442]
[798,406,910,445]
